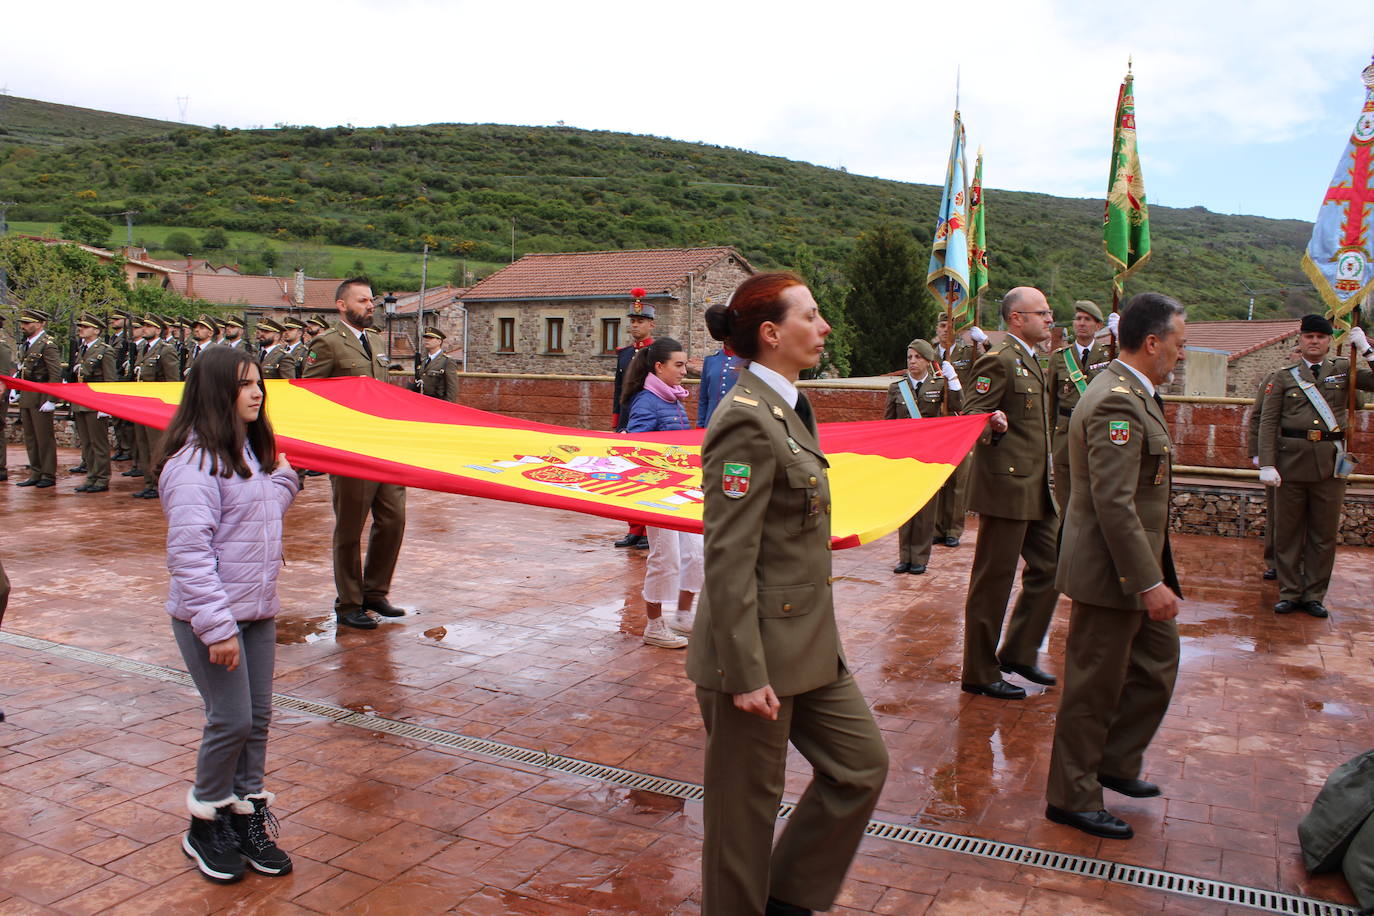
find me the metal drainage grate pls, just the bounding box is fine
[2,631,1356,916]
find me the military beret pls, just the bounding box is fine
[1300,314,1334,336]
[423,328,446,341]
[280,317,306,330]
[906,339,937,362]
[256,317,285,334]
[1073,300,1105,322]
[18,308,51,323]
[222,315,246,329]
[75,313,107,331]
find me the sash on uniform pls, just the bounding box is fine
[898,377,921,418]
[1062,347,1089,395]
[1289,364,1357,478]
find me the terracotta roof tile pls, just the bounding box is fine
[389,285,468,314]
[1182,319,1298,360]
[165,273,341,311]
[461,247,751,301]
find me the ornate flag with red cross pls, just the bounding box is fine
[1301,61,1374,339]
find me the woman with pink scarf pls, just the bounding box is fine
[621,337,703,649]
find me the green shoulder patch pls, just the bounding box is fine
[722,462,752,499]
[1108,419,1130,445]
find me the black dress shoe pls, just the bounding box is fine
[1262,567,1277,580]
[84,484,108,493]
[337,609,378,629]
[908,564,927,574]
[961,679,1027,700]
[1274,599,1301,614]
[1000,662,1057,686]
[613,532,640,548]
[1304,601,1330,619]
[893,562,912,574]
[112,451,131,462]
[932,535,944,545]
[363,598,406,617]
[34,479,55,489]
[133,488,158,499]
[633,535,650,549]
[1098,774,1161,798]
[943,536,961,547]
[303,469,325,477]
[68,465,87,474]
[765,898,812,916]
[15,478,39,487]
[121,468,144,477]
[1045,805,1133,839]
[74,484,91,492]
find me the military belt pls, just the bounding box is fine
[1282,428,1343,442]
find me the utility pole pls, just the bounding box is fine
[116,209,139,251]
[0,201,14,235]
[510,218,516,262]
[176,96,190,122]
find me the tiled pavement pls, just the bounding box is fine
[0,448,1370,914]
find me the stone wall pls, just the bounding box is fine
[1170,478,1374,547]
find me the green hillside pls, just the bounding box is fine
[0,94,183,147]
[0,95,1317,320]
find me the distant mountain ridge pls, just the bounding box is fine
[0,95,1318,320]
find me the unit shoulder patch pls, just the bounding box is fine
[1108,419,1131,445]
[722,462,752,498]
[974,376,991,394]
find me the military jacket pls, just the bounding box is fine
[302,323,389,380]
[883,374,961,420]
[1055,360,1180,609]
[283,343,305,379]
[15,331,63,408]
[1047,339,1113,465]
[0,338,14,377]
[134,338,182,383]
[962,338,1055,520]
[1258,357,1374,482]
[259,344,293,380]
[415,352,460,402]
[69,340,118,413]
[686,368,843,697]
[110,331,137,381]
[936,338,985,387]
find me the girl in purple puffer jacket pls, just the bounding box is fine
[622,337,703,649]
[158,346,299,885]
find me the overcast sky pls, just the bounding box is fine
[6,0,1370,223]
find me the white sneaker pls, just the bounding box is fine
[643,618,689,649]
[669,612,695,636]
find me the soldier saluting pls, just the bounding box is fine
[1258,314,1374,619]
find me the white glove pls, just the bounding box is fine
[939,360,958,381]
[1350,326,1372,357]
[97,412,109,419]
[7,390,17,404]
[1250,456,1260,468]
[39,401,55,413]
[1259,466,1281,487]
[968,326,988,344]
[1107,312,1120,339]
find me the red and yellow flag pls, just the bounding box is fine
[3,377,987,549]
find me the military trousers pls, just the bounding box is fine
[329,475,407,614]
[0,553,10,626]
[0,405,8,478]
[1262,484,1276,567]
[74,412,111,486]
[896,500,936,568]
[962,512,1061,685]
[133,424,163,488]
[1273,476,1346,604]
[1046,599,1179,811]
[696,670,888,915]
[18,405,56,482]
[1052,455,1072,519]
[934,453,971,540]
[113,417,134,454]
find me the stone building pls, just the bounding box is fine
[459,247,755,375]
[1166,318,1299,398]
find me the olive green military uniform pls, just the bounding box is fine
[415,351,460,402]
[1247,373,1278,568]
[0,336,13,480]
[132,335,182,491]
[303,322,408,617]
[687,368,887,916]
[885,373,961,568]
[1258,356,1374,605]
[70,337,118,488]
[15,329,64,484]
[1047,361,1182,812]
[960,336,1060,686]
[259,343,293,380]
[934,338,982,540]
[282,342,306,379]
[109,327,137,457]
[1047,338,1113,510]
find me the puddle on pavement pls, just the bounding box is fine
[1306,700,1357,717]
[275,616,333,645]
[343,701,378,715]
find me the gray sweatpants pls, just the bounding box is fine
[173,618,276,803]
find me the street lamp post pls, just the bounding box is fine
[383,293,397,361]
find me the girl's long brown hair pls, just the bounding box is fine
[159,346,276,479]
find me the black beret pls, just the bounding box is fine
[1300,314,1333,336]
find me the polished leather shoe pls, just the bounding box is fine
[908,564,927,574]
[303,469,325,477]
[134,488,158,499]
[121,468,144,477]
[112,451,131,462]
[363,598,406,617]
[893,562,912,574]
[1262,567,1277,580]
[336,609,378,630]
[68,465,87,474]
[1304,601,1330,619]
[1098,774,1161,798]
[34,479,55,489]
[1274,599,1301,614]
[84,484,108,493]
[1000,662,1057,686]
[943,536,961,547]
[961,679,1027,700]
[765,898,812,916]
[75,484,91,492]
[15,478,39,487]
[1045,805,1133,839]
[633,535,650,549]
[613,532,640,548]
[931,535,944,545]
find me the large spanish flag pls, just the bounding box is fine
[3,377,987,549]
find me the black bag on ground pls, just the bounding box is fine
[1300,749,1374,873]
